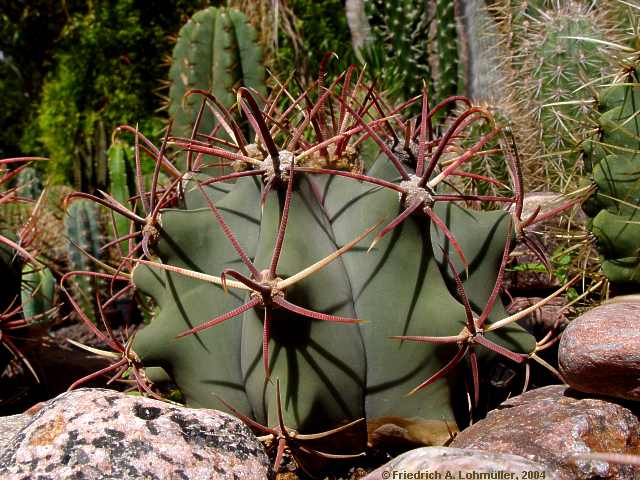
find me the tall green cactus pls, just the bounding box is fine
[352,0,461,105]
[434,0,459,104]
[168,6,266,140]
[16,167,43,201]
[476,0,623,191]
[64,199,104,321]
[107,142,132,252]
[583,63,640,285]
[515,2,617,161]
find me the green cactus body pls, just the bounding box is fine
[584,65,640,285]
[132,152,535,441]
[434,0,460,105]
[65,199,104,321]
[16,167,43,201]
[168,7,266,140]
[361,0,434,101]
[514,1,618,179]
[107,142,132,252]
[21,262,56,324]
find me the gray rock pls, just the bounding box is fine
[559,302,640,401]
[0,388,270,479]
[451,385,640,479]
[364,447,560,480]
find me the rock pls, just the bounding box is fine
[0,413,33,454]
[451,385,640,479]
[364,447,560,479]
[559,302,640,401]
[0,388,270,479]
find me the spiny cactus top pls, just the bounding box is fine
[63,67,566,474]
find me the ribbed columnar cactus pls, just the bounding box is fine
[167,6,266,140]
[64,199,104,321]
[516,2,617,160]
[21,262,56,324]
[583,62,640,285]
[434,0,459,104]
[64,69,569,474]
[353,0,460,105]
[107,142,132,252]
[480,0,622,190]
[16,166,43,201]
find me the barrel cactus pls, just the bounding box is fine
[65,70,568,473]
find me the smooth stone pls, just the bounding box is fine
[559,302,640,401]
[0,388,270,479]
[451,385,640,479]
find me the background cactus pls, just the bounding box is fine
[64,199,105,322]
[473,0,623,191]
[167,6,267,140]
[583,62,640,285]
[350,0,461,106]
[107,141,132,252]
[20,262,56,324]
[15,166,42,201]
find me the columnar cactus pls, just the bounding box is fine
[64,199,104,321]
[352,0,461,105]
[583,62,640,285]
[478,0,622,190]
[167,6,266,140]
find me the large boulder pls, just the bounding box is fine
[0,388,270,479]
[451,385,640,479]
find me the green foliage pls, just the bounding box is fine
[168,6,267,140]
[19,0,206,191]
[0,1,78,158]
[272,0,355,82]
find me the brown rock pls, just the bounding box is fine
[559,302,640,401]
[364,447,560,480]
[451,385,640,479]
[0,388,270,479]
